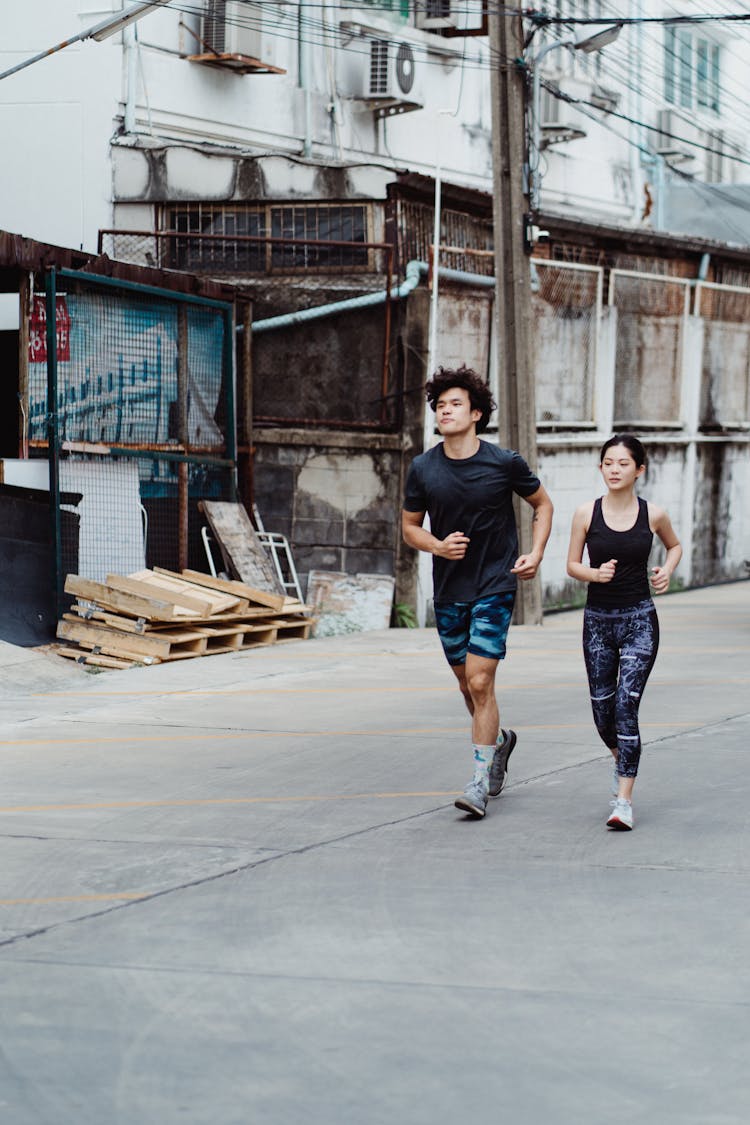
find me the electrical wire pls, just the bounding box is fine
[109,3,750,185]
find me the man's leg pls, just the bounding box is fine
[450,655,500,745]
[435,596,511,818]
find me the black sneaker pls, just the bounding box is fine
[488,728,517,797]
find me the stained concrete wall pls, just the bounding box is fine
[250,288,430,601]
[249,273,749,615]
[253,433,403,582]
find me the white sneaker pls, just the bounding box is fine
[455,778,488,818]
[607,797,633,831]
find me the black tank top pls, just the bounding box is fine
[585,496,653,608]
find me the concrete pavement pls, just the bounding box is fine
[0,582,748,1123]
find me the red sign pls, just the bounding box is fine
[29,295,70,363]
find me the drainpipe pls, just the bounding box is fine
[679,252,710,589]
[299,5,313,158]
[124,24,137,134]
[244,260,498,628]
[249,262,495,334]
[251,259,424,334]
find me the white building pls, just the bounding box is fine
[3,2,750,253]
[534,1,750,231]
[2,3,749,614]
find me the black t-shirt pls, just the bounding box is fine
[403,441,541,604]
[585,496,653,609]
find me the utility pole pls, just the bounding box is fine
[488,7,543,625]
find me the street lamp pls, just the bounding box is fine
[529,24,622,212]
[0,1,173,82]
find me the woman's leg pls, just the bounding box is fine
[612,603,660,798]
[582,608,619,754]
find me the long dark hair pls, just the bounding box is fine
[599,433,647,468]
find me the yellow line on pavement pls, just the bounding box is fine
[0,726,454,748]
[34,686,457,698]
[0,791,457,815]
[0,720,695,750]
[33,675,749,699]
[0,892,148,906]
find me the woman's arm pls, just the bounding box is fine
[648,504,682,594]
[566,502,617,585]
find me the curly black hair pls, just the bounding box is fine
[424,365,496,434]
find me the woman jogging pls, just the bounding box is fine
[567,434,682,830]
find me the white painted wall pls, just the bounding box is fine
[1,2,123,248]
[1,2,494,250]
[4,3,750,252]
[534,0,750,222]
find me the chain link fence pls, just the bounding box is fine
[98,230,394,318]
[31,268,236,612]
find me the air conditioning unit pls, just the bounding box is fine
[365,39,423,113]
[539,86,562,128]
[198,0,280,71]
[415,0,457,31]
[655,109,701,164]
[538,84,586,149]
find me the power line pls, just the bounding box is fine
[541,77,750,170]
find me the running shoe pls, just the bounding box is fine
[488,728,518,797]
[455,778,489,818]
[607,797,633,831]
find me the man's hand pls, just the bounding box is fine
[511,552,542,580]
[435,531,470,560]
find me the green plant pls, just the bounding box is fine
[391,602,418,628]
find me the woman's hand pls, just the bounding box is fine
[597,558,617,584]
[649,566,671,594]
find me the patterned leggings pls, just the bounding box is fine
[582,599,659,778]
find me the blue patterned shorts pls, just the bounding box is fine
[434,591,515,666]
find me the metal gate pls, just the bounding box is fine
[33,268,236,614]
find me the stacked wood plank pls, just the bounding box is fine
[55,568,314,670]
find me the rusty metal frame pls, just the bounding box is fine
[99,230,399,431]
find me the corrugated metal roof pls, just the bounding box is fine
[0,229,244,302]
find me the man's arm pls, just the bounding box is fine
[401,509,470,561]
[510,485,554,580]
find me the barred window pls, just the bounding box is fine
[162,203,371,274]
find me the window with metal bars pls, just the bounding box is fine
[395,198,494,276]
[162,203,372,274]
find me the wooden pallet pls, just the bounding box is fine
[56,567,315,669]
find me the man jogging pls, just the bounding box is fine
[402,366,553,819]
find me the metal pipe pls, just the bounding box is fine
[250,261,497,335]
[45,268,64,618]
[177,461,188,571]
[124,24,138,134]
[251,259,425,334]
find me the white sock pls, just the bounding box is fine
[472,744,496,785]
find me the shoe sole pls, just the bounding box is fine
[488,728,517,798]
[454,796,486,818]
[606,816,632,831]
